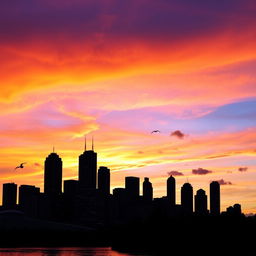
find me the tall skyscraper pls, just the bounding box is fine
[195,189,208,216]
[44,151,62,195]
[167,175,176,205]
[125,176,140,199]
[98,166,110,195]
[2,183,17,209]
[181,182,193,214]
[210,181,220,215]
[143,177,153,202]
[79,137,97,190]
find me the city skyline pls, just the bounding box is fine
[1,142,242,215]
[1,0,256,215]
[0,143,248,253]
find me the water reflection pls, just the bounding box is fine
[0,248,146,256]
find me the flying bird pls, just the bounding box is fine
[14,162,27,170]
[151,130,161,134]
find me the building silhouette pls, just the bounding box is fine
[19,185,40,217]
[210,181,220,215]
[143,177,153,202]
[113,188,127,199]
[62,180,79,222]
[79,138,97,190]
[2,183,17,209]
[98,166,110,195]
[233,204,242,215]
[44,151,62,195]
[125,176,140,199]
[195,189,208,216]
[181,183,193,214]
[64,180,78,196]
[167,175,176,205]
[226,204,242,217]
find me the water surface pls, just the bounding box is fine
[0,248,147,256]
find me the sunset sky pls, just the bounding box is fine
[1,0,256,213]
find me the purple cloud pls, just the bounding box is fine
[192,168,212,175]
[216,179,232,185]
[168,171,184,176]
[170,130,185,139]
[238,167,248,172]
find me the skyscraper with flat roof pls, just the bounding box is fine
[64,180,78,196]
[44,151,62,195]
[125,176,140,199]
[19,185,40,205]
[19,185,40,217]
[210,181,220,215]
[98,166,110,195]
[113,188,127,199]
[2,183,17,209]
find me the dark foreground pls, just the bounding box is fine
[0,214,255,255]
[112,216,255,255]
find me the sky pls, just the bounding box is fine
[1,0,256,214]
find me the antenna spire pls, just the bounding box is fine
[53,146,55,153]
[84,135,87,151]
[92,136,94,151]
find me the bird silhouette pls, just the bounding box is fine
[151,130,160,134]
[14,162,27,170]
